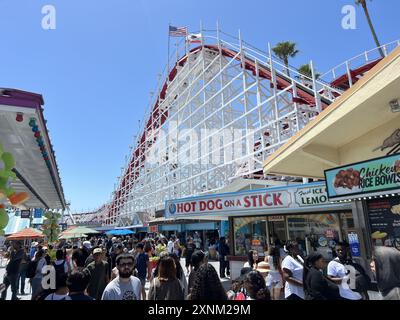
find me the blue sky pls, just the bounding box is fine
[0,0,398,212]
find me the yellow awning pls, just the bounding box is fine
[263,46,400,179]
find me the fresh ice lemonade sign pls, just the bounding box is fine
[325,154,400,200]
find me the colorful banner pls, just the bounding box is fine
[165,182,335,217]
[348,232,361,257]
[325,154,400,200]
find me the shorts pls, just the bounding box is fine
[269,280,283,289]
[266,273,283,289]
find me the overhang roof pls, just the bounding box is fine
[263,46,400,178]
[0,88,66,210]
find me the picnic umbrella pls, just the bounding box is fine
[6,228,44,240]
[59,233,88,240]
[59,226,99,239]
[105,229,134,236]
[59,225,79,236]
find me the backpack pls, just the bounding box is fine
[53,260,66,278]
[26,260,38,279]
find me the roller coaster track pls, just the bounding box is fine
[104,33,400,226]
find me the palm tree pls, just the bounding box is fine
[272,41,299,77]
[296,64,320,89]
[355,0,385,58]
[297,64,320,79]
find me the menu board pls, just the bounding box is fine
[367,197,400,249]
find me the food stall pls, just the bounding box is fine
[165,181,354,279]
[263,45,400,269]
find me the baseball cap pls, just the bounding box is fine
[93,248,103,255]
[83,241,92,249]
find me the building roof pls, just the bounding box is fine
[0,88,66,210]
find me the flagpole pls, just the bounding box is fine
[185,28,189,57]
[200,20,203,48]
[176,39,179,63]
[167,23,171,82]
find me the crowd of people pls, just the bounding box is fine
[1,235,400,300]
[231,241,400,300]
[0,234,228,300]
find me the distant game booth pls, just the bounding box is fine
[263,46,400,268]
[0,88,66,238]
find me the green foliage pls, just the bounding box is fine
[272,41,299,63]
[0,208,9,229]
[42,211,61,243]
[297,64,320,79]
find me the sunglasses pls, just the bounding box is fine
[118,262,134,267]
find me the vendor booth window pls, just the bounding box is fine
[287,213,341,259]
[233,216,267,256]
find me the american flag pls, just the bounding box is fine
[169,25,188,37]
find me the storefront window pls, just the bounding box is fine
[367,197,400,250]
[287,213,342,259]
[233,216,267,256]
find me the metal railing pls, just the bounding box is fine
[320,40,400,87]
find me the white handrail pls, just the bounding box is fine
[320,40,400,81]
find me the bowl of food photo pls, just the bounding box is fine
[333,168,362,195]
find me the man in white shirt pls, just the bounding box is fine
[102,253,141,300]
[281,241,305,300]
[327,244,362,300]
[167,236,175,254]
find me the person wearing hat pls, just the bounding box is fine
[84,247,109,300]
[255,261,270,277]
[80,241,91,266]
[29,242,38,260]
